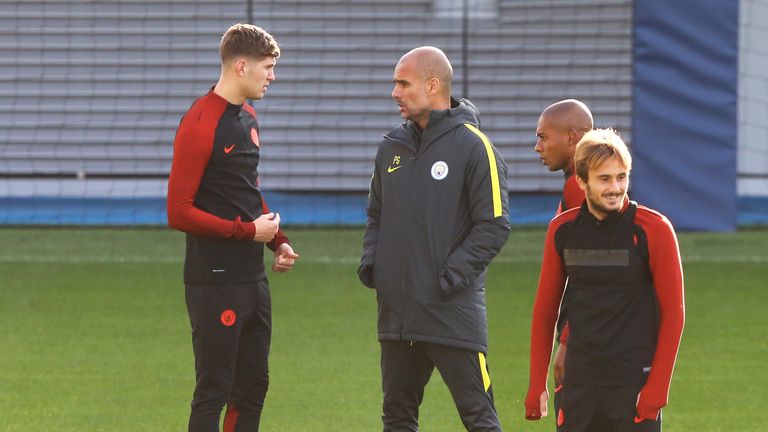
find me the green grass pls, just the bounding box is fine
[0,227,766,431]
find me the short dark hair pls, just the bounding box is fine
[220,23,280,63]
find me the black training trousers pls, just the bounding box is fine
[558,384,661,432]
[185,278,271,432]
[380,341,502,432]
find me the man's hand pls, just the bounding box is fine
[539,390,548,418]
[635,390,663,423]
[273,243,299,273]
[253,212,280,242]
[525,390,549,420]
[553,343,566,385]
[525,389,549,420]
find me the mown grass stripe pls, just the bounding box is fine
[1,255,766,264]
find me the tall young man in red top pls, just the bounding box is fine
[535,99,593,419]
[167,23,299,432]
[525,129,685,431]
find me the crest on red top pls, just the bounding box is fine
[220,309,237,327]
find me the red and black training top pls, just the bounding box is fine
[554,171,585,342]
[526,199,685,420]
[167,89,288,284]
[557,170,584,215]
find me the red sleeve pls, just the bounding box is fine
[635,208,686,420]
[247,102,288,251]
[260,192,289,252]
[166,103,256,241]
[525,213,571,420]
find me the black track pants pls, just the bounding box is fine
[380,341,502,432]
[185,279,271,432]
[558,384,661,432]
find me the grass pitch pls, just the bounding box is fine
[0,227,766,431]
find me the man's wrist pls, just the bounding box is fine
[250,219,265,241]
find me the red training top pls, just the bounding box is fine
[526,199,685,421]
[167,89,287,284]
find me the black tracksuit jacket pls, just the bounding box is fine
[359,98,511,352]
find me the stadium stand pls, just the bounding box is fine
[0,0,631,192]
[1,0,764,227]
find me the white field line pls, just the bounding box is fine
[0,255,766,264]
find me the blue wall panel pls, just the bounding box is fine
[3,194,765,226]
[0,193,564,226]
[632,0,739,231]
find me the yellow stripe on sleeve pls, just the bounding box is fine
[478,352,491,392]
[464,124,502,218]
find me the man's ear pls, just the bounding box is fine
[568,128,580,147]
[233,58,248,77]
[427,77,440,96]
[576,174,588,192]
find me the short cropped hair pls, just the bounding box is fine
[220,23,280,63]
[574,128,632,181]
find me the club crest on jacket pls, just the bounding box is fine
[431,161,449,180]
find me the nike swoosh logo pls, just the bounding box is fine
[224,143,236,154]
[387,165,402,173]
